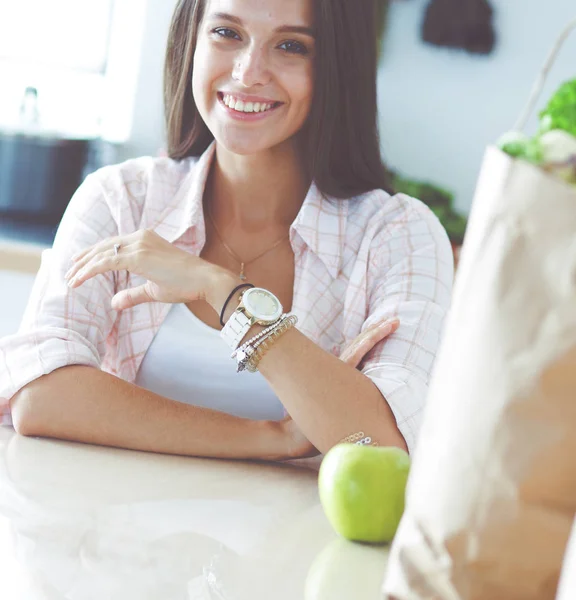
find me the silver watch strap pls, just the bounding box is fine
[221,310,253,351]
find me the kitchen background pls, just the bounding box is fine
[1,0,575,334]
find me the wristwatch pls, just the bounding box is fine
[220,287,283,350]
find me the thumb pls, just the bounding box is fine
[111,284,154,310]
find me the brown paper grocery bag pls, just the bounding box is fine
[382,145,576,600]
[382,19,576,599]
[557,518,576,600]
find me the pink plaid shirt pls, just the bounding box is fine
[0,143,453,452]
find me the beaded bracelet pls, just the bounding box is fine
[339,431,379,446]
[233,315,296,373]
[245,315,298,373]
[231,314,288,360]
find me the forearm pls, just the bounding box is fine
[258,329,408,454]
[10,365,283,461]
[207,271,407,455]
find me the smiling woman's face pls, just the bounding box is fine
[192,0,315,156]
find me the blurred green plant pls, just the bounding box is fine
[375,1,468,244]
[540,78,576,138]
[376,0,391,57]
[390,171,468,244]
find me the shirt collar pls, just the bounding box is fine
[154,141,347,278]
[290,183,348,279]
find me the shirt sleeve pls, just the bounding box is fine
[0,173,120,406]
[361,195,455,454]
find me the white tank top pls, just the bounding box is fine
[135,303,287,421]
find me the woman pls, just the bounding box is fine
[0,0,453,461]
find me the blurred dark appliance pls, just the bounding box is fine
[0,131,94,227]
[422,0,496,55]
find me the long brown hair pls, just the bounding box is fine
[164,0,391,198]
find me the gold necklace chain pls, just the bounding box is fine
[207,208,290,281]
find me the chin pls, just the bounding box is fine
[215,130,291,157]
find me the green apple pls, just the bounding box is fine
[318,444,410,544]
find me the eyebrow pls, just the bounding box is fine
[208,12,315,37]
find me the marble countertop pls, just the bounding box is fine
[0,428,389,599]
[0,217,52,274]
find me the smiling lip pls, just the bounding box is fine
[217,92,284,121]
[219,91,282,104]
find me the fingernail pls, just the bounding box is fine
[64,269,73,279]
[68,277,76,287]
[379,319,399,329]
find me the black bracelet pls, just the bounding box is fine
[219,283,255,327]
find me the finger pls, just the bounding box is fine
[66,250,99,281]
[70,237,118,265]
[111,284,154,310]
[67,252,124,288]
[67,241,116,280]
[353,318,400,349]
[372,318,400,338]
[67,233,138,277]
[66,238,140,282]
[70,246,93,262]
[341,344,367,369]
[340,319,398,359]
[359,319,400,351]
[341,319,400,368]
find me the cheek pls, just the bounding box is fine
[192,42,225,106]
[291,65,314,116]
[192,46,208,109]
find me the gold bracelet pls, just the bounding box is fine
[246,315,298,372]
[339,431,379,446]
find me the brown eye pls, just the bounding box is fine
[213,27,241,41]
[278,40,308,55]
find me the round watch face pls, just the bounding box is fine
[243,288,282,322]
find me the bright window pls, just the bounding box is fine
[0,1,115,72]
[0,0,147,142]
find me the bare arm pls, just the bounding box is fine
[10,365,285,461]
[203,203,454,456]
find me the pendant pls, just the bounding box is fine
[239,263,246,281]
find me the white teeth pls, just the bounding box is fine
[222,95,275,113]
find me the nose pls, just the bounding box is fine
[232,44,271,88]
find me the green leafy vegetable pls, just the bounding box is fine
[539,78,576,137]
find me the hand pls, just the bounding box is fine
[65,229,232,311]
[339,318,400,368]
[276,414,321,460]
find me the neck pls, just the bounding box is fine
[206,140,310,234]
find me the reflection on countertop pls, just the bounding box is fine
[0,428,389,600]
